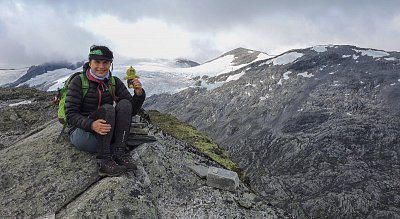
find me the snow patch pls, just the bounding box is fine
[248,50,254,54]
[277,79,283,85]
[270,52,303,65]
[48,75,72,91]
[253,53,272,63]
[385,57,396,61]
[342,55,351,58]
[283,71,292,80]
[353,49,390,58]
[245,83,256,87]
[9,100,32,107]
[297,72,314,78]
[353,55,359,59]
[260,52,303,66]
[311,45,328,53]
[182,55,237,77]
[181,52,271,78]
[226,71,245,82]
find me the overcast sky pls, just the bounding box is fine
[0,0,399,68]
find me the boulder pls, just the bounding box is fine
[206,166,239,191]
[187,163,209,179]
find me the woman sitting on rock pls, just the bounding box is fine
[65,45,145,177]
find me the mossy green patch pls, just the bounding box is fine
[148,110,242,175]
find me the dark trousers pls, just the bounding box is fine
[70,99,132,159]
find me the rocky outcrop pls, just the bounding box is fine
[1,121,101,218]
[0,87,56,149]
[144,45,400,218]
[0,106,287,218]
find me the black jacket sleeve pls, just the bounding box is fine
[114,77,146,116]
[65,75,94,131]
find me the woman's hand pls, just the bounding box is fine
[132,78,143,96]
[91,119,112,135]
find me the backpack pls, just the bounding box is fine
[54,71,116,142]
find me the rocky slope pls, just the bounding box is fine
[0,87,287,218]
[144,45,400,218]
[0,87,56,149]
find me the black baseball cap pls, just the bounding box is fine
[88,45,113,61]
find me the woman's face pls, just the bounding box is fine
[89,60,111,77]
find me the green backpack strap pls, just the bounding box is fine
[79,73,89,98]
[79,73,115,100]
[109,76,116,101]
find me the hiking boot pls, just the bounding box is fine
[97,159,127,177]
[113,153,138,172]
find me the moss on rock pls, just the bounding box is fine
[148,110,241,174]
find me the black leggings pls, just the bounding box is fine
[89,99,132,159]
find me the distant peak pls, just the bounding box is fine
[203,47,268,66]
[174,58,200,68]
[223,47,260,56]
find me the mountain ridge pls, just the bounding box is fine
[144,44,400,218]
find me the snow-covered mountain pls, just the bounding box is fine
[144,44,400,218]
[0,68,29,86]
[1,48,272,97]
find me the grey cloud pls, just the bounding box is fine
[35,0,400,31]
[1,0,399,67]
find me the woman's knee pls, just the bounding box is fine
[101,104,115,117]
[116,99,132,111]
[101,103,114,112]
[70,128,97,153]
